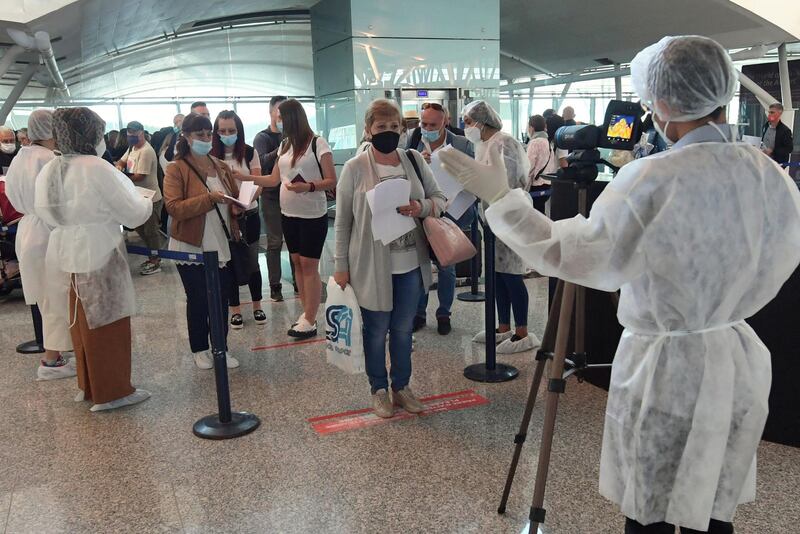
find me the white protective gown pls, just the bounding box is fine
[34,155,151,329]
[484,127,800,530]
[5,145,74,351]
[476,130,530,275]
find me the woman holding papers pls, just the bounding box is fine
[333,99,446,418]
[34,107,152,411]
[164,112,242,370]
[211,110,266,331]
[238,99,337,340]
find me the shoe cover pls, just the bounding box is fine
[36,357,77,381]
[496,334,541,354]
[90,389,150,412]
[472,329,514,344]
[194,351,213,370]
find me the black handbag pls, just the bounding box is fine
[183,157,251,284]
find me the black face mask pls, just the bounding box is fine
[370,131,400,154]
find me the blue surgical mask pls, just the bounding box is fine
[173,126,181,134]
[127,134,140,146]
[190,139,212,156]
[220,133,238,147]
[421,127,442,143]
[276,121,283,133]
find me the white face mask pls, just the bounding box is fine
[0,142,16,154]
[95,139,106,157]
[652,112,675,146]
[464,125,482,145]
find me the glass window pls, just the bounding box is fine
[235,103,270,145]
[88,105,121,132]
[120,104,178,133]
[179,102,230,123]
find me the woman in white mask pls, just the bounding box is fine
[462,100,539,354]
[5,109,76,381]
[35,107,153,412]
[440,36,800,533]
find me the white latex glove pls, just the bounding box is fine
[438,144,510,204]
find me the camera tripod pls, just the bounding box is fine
[497,184,618,530]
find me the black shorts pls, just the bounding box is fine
[281,214,328,259]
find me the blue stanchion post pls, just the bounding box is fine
[177,250,260,439]
[457,219,485,303]
[16,304,45,354]
[463,220,519,383]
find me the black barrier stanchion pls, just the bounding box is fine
[17,304,45,354]
[457,220,485,303]
[192,250,260,440]
[464,222,519,383]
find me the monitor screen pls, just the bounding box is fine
[606,114,636,141]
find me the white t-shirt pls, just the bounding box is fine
[224,148,261,210]
[122,144,162,202]
[278,136,331,219]
[375,162,419,275]
[168,174,231,265]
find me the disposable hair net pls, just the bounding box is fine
[462,100,504,130]
[631,35,737,122]
[52,107,105,155]
[27,109,54,141]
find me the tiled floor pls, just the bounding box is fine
[1,250,798,534]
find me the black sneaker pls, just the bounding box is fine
[253,309,267,324]
[412,315,426,333]
[270,286,284,302]
[230,313,244,330]
[437,316,451,335]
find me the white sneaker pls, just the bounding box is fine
[36,357,77,381]
[90,388,151,412]
[193,351,213,370]
[473,330,514,344]
[225,354,240,369]
[496,334,541,354]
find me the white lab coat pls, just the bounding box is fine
[4,145,73,351]
[485,137,800,530]
[34,155,151,329]
[5,145,56,305]
[476,130,530,275]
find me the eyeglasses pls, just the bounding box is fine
[421,102,445,112]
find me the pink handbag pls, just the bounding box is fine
[423,216,477,267]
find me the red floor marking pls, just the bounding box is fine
[308,389,490,435]
[251,338,326,352]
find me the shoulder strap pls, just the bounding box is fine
[408,127,421,151]
[182,157,233,241]
[310,136,323,177]
[405,149,423,182]
[245,144,254,164]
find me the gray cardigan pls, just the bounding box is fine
[334,148,447,312]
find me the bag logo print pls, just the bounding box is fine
[326,305,353,347]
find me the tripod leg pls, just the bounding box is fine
[529,282,576,530]
[498,279,564,513]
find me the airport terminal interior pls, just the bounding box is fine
[1,1,799,533]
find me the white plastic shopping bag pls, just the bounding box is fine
[324,277,365,374]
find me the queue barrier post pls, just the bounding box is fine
[125,245,260,439]
[16,304,45,354]
[457,219,485,303]
[463,220,519,383]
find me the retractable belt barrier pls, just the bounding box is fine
[529,188,552,198]
[0,224,17,234]
[125,244,260,439]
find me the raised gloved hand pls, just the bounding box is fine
[439,144,509,204]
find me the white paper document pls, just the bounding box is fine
[135,186,156,200]
[742,135,761,148]
[447,190,477,220]
[224,180,258,209]
[366,179,416,245]
[429,150,465,202]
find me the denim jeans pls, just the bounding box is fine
[361,268,424,393]
[416,204,477,319]
[177,263,230,353]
